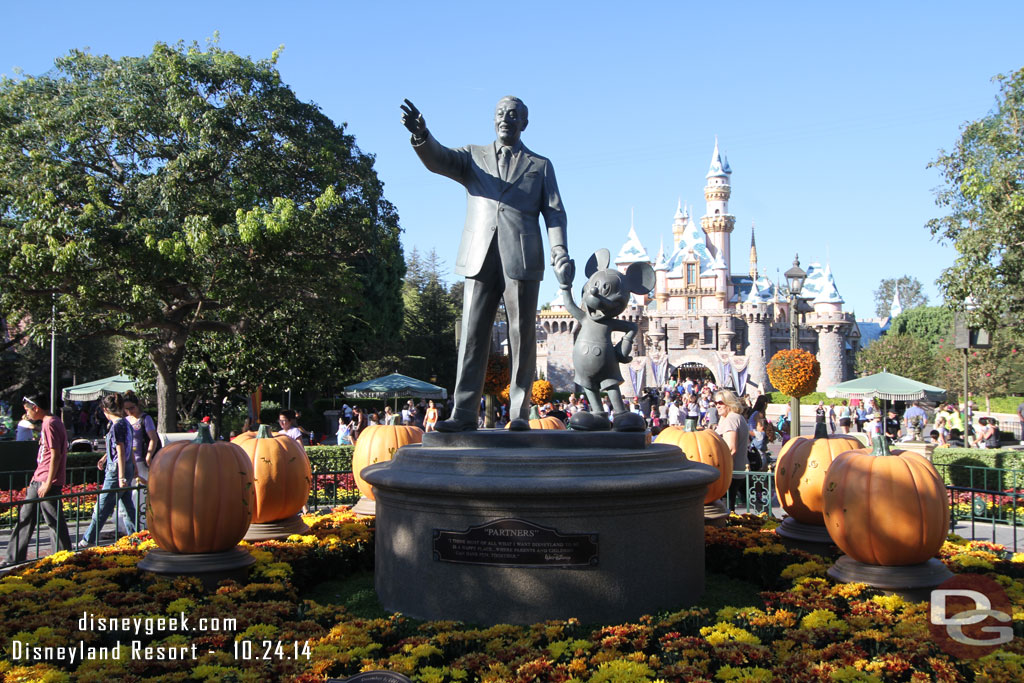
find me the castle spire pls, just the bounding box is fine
[706,136,731,179]
[890,287,904,319]
[615,207,649,267]
[749,222,758,280]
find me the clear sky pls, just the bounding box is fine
[2,1,1021,317]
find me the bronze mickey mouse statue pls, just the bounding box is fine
[556,248,656,431]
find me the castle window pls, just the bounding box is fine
[686,263,696,283]
[687,297,697,311]
[714,209,720,215]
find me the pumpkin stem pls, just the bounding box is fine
[870,434,892,457]
[193,423,215,444]
[683,419,695,433]
[256,424,274,439]
[813,421,829,439]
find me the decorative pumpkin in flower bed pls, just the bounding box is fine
[655,424,731,503]
[147,425,255,553]
[504,416,566,430]
[766,348,820,398]
[231,424,312,523]
[352,424,423,500]
[822,435,951,565]
[774,430,861,525]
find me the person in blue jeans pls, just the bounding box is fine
[78,393,136,548]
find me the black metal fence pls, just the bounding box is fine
[0,466,361,568]
[4,461,1022,569]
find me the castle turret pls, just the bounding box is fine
[743,301,773,392]
[700,138,735,303]
[654,237,669,311]
[808,264,851,387]
[672,200,688,250]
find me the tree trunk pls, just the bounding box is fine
[484,394,496,428]
[150,340,187,434]
[154,367,179,433]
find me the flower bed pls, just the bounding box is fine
[2,512,1023,681]
[1,482,102,520]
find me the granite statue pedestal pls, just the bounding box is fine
[362,430,719,625]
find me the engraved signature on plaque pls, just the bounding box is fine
[433,518,598,567]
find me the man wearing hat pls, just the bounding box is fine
[2,396,72,568]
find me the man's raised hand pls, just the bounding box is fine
[401,99,427,137]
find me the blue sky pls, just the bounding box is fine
[2,1,1021,317]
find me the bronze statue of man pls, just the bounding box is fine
[401,97,569,431]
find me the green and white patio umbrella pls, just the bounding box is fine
[823,371,946,403]
[824,371,947,432]
[61,373,138,402]
[343,373,448,410]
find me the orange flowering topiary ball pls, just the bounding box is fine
[767,348,821,398]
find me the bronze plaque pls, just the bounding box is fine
[433,518,598,567]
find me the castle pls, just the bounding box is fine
[537,140,864,397]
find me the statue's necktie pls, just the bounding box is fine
[499,147,511,181]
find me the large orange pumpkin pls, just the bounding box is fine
[352,424,423,500]
[655,425,731,503]
[147,425,255,553]
[822,436,951,566]
[231,425,312,523]
[774,433,861,525]
[504,416,566,430]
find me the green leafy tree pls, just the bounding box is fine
[888,306,954,352]
[873,276,928,317]
[0,329,119,409]
[934,329,1024,409]
[855,334,935,384]
[399,248,458,390]
[0,40,403,431]
[928,67,1024,334]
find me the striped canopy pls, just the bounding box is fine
[343,373,447,400]
[61,374,138,402]
[824,371,946,402]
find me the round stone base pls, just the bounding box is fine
[827,555,953,602]
[244,514,311,541]
[363,430,719,625]
[138,547,256,592]
[350,496,376,517]
[775,517,837,555]
[704,500,729,527]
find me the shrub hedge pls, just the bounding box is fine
[930,447,1024,489]
[306,445,354,473]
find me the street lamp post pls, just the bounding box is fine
[784,255,807,439]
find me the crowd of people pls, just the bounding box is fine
[4,383,1020,570]
[2,394,311,569]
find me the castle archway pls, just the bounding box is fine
[667,350,722,387]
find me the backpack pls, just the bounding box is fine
[746,444,766,472]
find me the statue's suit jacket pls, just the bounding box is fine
[412,133,567,280]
